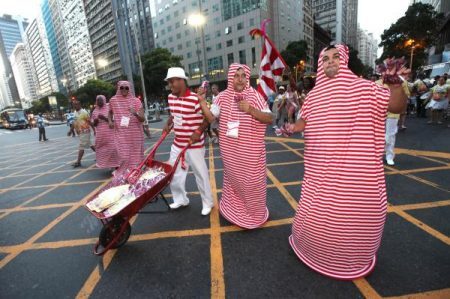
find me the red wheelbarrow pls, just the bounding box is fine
[84,131,188,255]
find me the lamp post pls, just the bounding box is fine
[188,13,207,84]
[406,39,416,71]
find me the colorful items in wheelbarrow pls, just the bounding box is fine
[86,184,131,213]
[86,167,167,216]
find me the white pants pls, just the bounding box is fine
[385,118,398,161]
[169,145,214,209]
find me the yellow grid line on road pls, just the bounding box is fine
[0,135,449,299]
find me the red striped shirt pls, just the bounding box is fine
[168,89,204,149]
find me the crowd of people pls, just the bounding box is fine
[44,42,447,280]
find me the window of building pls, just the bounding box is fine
[226,40,233,47]
[177,44,182,50]
[175,22,180,28]
[186,41,192,47]
[251,47,256,67]
[187,52,192,58]
[205,34,210,41]
[239,50,246,64]
[237,22,244,30]
[215,30,221,37]
[216,43,222,50]
[227,53,234,65]
[176,33,181,39]
[238,36,245,44]
[225,26,231,34]
[207,56,223,72]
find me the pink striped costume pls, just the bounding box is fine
[109,81,144,176]
[213,63,270,229]
[91,95,119,169]
[289,45,391,280]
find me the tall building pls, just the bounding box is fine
[313,0,349,45]
[357,25,377,69]
[346,0,358,49]
[9,43,38,109]
[41,0,64,92]
[41,0,96,93]
[84,0,155,84]
[24,17,59,99]
[151,0,314,86]
[314,22,332,70]
[0,15,28,109]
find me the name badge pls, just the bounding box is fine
[174,115,183,128]
[226,121,239,138]
[120,116,130,127]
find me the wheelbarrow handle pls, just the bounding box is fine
[126,131,169,183]
[171,144,190,174]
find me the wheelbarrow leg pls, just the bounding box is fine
[160,193,171,211]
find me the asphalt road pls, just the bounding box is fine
[0,116,449,298]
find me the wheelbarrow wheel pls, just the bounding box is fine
[99,218,131,249]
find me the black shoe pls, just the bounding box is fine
[72,162,81,168]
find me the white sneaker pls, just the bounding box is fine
[201,207,212,216]
[273,125,279,129]
[169,202,189,210]
[386,159,395,166]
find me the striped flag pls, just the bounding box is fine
[250,20,287,100]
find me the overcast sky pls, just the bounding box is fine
[1,0,411,57]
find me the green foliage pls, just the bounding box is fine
[280,40,308,69]
[141,48,183,97]
[378,3,444,70]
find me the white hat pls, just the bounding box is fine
[165,67,188,81]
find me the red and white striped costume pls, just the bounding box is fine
[213,63,270,229]
[168,89,204,149]
[109,81,144,176]
[167,89,213,210]
[289,45,391,280]
[91,95,119,169]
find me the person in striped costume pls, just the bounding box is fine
[285,45,408,279]
[197,63,273,229]
[108,81,145,176]
[163,67,214,216]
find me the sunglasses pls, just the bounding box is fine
[120,86,129,90]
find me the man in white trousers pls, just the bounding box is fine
[377,78,411,166]
[163,67,214,216]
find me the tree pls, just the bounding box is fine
[347,46,366,76]
[29,92,68,114]
[280,40,308,70]
[72,79,115,107]
[141,48,183,97]
[378,3,443,71]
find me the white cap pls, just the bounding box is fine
[165,67,188,81]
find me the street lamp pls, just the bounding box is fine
[406,39,416,71]
[97,58,108,68]
[188,12,207,84]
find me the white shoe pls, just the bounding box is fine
[169,202,189,210]
[273,125,279,129]
[201,207,212,216]
[386,159,395,166]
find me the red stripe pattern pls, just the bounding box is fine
[109,81,144,175]
[257,36,287,100]
[289,44,391,280]
[168,89,204,149]
[91,102,119,168]
[216,63,269,229]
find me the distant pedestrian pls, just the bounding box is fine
[37,113,48,142]
[72,101,95,168]
[91,95,119,169]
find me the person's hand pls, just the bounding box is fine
[189,129,202,145]
[238,100,252,114]
[129,107,137,115]
[197,91,206,104]
[98,114,108,121]
[163,122,173,134]
[108,121,114,129]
